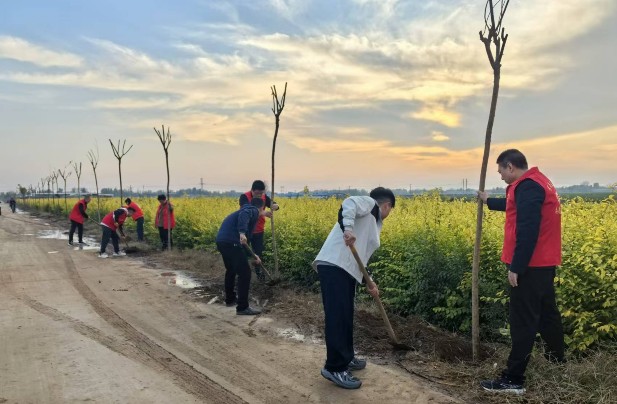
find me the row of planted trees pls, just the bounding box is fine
[22,82,289,256]
[20,0,512,359]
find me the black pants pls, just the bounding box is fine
[318,264,356,372]
[136,217,144,241]
[158,227,173,250]
[217,242,252,311]
[249,232,265,257]
[100,226,119,254]
[69,220,84,243]
[502,267,565,384]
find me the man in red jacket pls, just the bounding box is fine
[238,180,279,280]
[68,195,91,246]
[124,198,145,241]
[155,194,175,250]
[99,206,135,258]
[478,149,565,395]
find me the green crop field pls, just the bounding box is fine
[26,193,617,352]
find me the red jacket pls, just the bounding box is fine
[125,201,144,221]
[101,208,129,230]
[69,199,88,224]
[243,191,267,233]
[155,202,175,229]
[502,167,562,266]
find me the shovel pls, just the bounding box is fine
[349,244,410,350]
[243,244,280,285]
[89,218,138,254]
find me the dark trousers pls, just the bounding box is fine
[158,227,173,250]
[502,267,565,384]
[249,232,265,257]
[318,264,356,372]
[136,217,144,241]
[69,220,84,243]
[100,226,119,254]
[217,242,252,311]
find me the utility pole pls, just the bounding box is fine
[200,177,204,191]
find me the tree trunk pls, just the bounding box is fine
[270,117,280,277]
[118,160,123,207]
[165,150,171,250]
[472,66,501,361]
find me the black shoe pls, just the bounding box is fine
[320,368,362,389]
[348,357,366,371]
[236,307,261,316]
[225,299,237,307]
[78,241,88,246]
[68,241,74,246]
[481,378,525,395]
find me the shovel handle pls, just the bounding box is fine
[349,244,401,345]
[243,244,273,278]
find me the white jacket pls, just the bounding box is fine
[313,196,382,283]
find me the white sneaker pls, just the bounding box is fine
[113,251,127,257]
[99,253,109,258]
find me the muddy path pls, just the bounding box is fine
[0,210,460,403]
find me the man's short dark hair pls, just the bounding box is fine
[251,180,266,191]
[251,198,265,209]
[127,207,136,213]
[496,149,528,170]
[125,198,132,204]
[157,194,167,201]
[369,187,396,208]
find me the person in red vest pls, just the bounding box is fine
[124,198,145,242]
[155,194,175,250]
[68,195,91,246]
[478,149,565,395]
[99,206,135,258]
[238,180,279,280]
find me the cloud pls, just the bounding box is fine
[411,104,461,127]
[431,131,450,142]
[0,36,82,67]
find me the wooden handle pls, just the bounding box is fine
[349,244,401,345]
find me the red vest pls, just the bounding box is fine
[244,191,267,233]
[126,201,144,221]
[502,167,561,266]
[69,199,88,224]
[155,202,176,229]
[101,208,128,229]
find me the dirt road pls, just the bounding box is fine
[0,212,459,403]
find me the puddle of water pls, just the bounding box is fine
[166,272,202,289]
[38,230,68,240]
[37,229,99,250]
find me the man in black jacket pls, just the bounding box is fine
[216,198,265,315]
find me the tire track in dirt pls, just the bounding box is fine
[58,254,246,404]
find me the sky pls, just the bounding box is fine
[0,0,616,194]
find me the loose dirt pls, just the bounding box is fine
[0,210,469,403]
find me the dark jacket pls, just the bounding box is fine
[215,204,261,245]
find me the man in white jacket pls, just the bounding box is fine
[313,187,395,389]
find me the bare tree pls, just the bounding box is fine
[46,175,52,210]
[50,171,59,210]
[58,163,72,214]
[154,125,172,250]
[87,146,101,221]
[109,139,133,206]
[73,161,83,198]
[471,0,510,361]
[269,82,287,278]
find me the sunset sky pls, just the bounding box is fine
[1,0,615,193]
